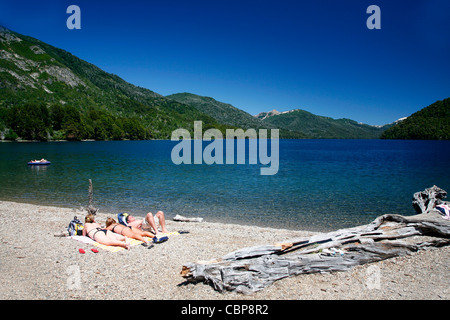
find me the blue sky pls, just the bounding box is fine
[1,0,449,125]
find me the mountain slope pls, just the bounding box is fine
[166,92,306,138]
[168,93,392,139]
[167,92,269,129]
[0,26,228,140]
[380,98,450,140]
[255,109,281,120]
[258,108,389,139]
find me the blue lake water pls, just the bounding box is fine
[0,139,449,232]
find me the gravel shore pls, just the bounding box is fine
[0,200,448,300]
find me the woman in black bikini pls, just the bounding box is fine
[105,217,154,245]
[83,214,130,250]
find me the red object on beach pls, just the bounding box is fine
[91,248,99,253]
[79,248,85,254]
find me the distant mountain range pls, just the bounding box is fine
[166,93,306,138]
[255,108,396,139]
[168,93,402,139]
[0,26,447,141]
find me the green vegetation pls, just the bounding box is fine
[0,27,231,141]
[166,93,306,138]
[1,103,150,141]
[259,109,389,139]
[167,93,272,130]
[381,98,450,140]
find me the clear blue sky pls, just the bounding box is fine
[1,0,449,125]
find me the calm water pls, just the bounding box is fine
[0,139,449,231]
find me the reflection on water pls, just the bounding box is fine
[29,165,49,173]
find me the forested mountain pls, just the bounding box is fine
[380,98,450,140]
[256,108,391,139]
[166,93,393,139]
[0,26,229,141]
[166,93,306,138]
[167,93,270,130]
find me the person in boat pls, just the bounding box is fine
[30,159,48,163]
[82,214,130,250]
[118,211,169,235]
[105,217,155,245]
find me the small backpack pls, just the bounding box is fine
[68,216,84,236]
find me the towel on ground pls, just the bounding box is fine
[69,231,180,252]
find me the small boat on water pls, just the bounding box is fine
[28,159,51,166]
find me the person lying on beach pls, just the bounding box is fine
[83,214,130,250]
[105,217,155,245]
[119,211,169,235]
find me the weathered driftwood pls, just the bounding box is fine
[86,179,98,215]
[181,186,450,294]
[412,185,447,214]
[173,214,204,223]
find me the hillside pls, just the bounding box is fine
[257,108,389,139]
[167,93,391,139]
[167,92,269,130]
[166,93,306,138]
[0,26,229,141]
[381,98,450,140]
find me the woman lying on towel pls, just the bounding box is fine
[83,214,130,250]
[105,217,154,246]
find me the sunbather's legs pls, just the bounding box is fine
[131,226,155,239]
[95,233,130,250]
[144,211,168,234]
[122,227,150,244]
[143,212,158,234]
[155,211,168,233]
[141,230,155,238]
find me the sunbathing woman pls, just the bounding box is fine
[83,214,130,250]
[105,217,154,245]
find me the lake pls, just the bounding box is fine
[0,139,449,231]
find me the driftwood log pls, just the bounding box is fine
[181,186,450,294]
[173,214,204,223]
[412,185,447,214]
[86,179,98,215]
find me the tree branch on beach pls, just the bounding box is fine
[86,179,98,215]
[181,186,450,294]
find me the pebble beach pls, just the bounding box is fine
[0,200,448,300]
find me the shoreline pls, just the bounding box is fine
[0,200,448,300]
[0,198,335,233]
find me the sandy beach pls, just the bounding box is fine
[0,200,448,300]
